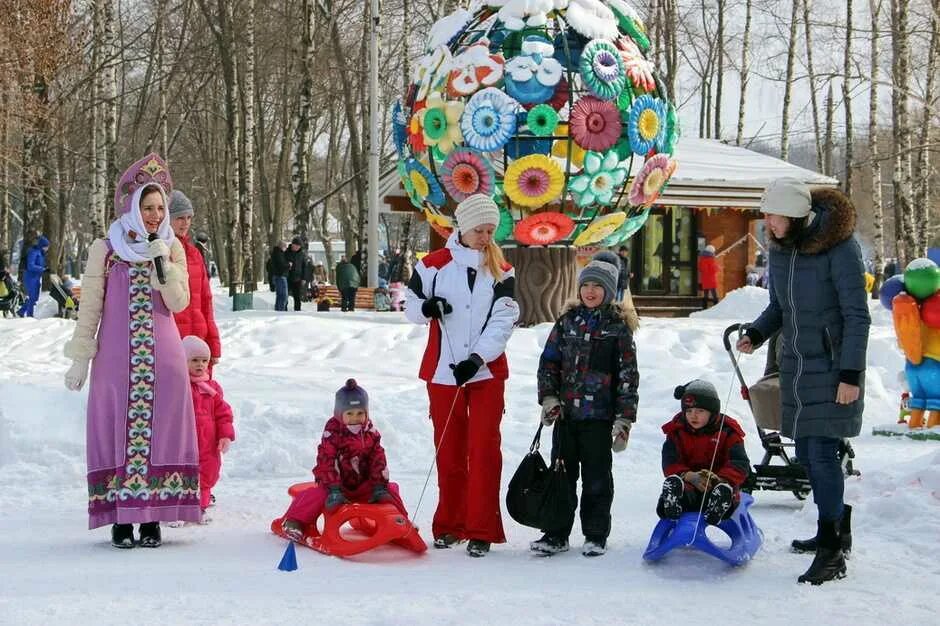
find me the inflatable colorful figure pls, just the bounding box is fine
[395,0,678,248]
[881,259,940,430]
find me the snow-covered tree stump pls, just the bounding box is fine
[505,247,578,326]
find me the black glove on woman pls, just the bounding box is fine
[421,296,452,319]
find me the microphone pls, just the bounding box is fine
[148,233,167,284]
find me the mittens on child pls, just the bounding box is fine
[611,419,631,453]
[324,486,348,513]
[541,396,562,426]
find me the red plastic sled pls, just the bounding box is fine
[271,482,427,557]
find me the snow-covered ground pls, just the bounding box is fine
[1,284,938,625]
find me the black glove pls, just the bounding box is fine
[324,486,348,513]
[421,296,452,319]
[451,355,482,386]
[370,484,394,504]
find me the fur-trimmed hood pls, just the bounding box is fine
[769,187,856,255]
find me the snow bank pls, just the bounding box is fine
[689,285,770,320]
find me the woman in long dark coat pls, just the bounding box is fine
[737,178,870,585]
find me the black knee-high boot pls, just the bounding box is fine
[797,519,846,585]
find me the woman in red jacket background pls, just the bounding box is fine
[697,244,720,309]
[170,190,222,369]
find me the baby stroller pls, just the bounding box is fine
[49,275,78,319]
[0,271,24,317]
[723,324,859,500]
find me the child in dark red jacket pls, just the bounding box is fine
[182,335,235,518]
[280,379,406,542]
[657,379,750,525]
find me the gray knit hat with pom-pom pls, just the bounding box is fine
[578,251,621,305]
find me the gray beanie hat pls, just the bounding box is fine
[760,177,811,219]
[454,194,500,234]
[674,379,721,417]
[169,190,194,218]
[334,378,369,415]
[579,252,620,305]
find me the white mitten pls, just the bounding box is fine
[148,238,171,260]
[541,396,562,426]
[611,419,632,453]
[65,359,90,391]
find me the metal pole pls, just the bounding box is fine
[367,0,381,288]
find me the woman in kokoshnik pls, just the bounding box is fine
[63,153,200,548]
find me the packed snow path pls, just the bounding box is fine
[1,286,937,625]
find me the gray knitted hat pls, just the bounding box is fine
[674,379,720,416]
[760,177,811,219]
[334,378,369,415]
[169,190,194,218]
[579,251,620,305]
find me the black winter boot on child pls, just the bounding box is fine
[657,475,684,520]
[466,540,490,558]
[582,537,607,557]
[138,522,162,548]
[703,483,734,526]
[797,520,846,585]
[791,504,852,556]
[111,523,134,549]
[530,534,570,555]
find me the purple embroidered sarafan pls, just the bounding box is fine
[113,153,173,217]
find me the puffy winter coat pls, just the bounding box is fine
[269,246,289,277]
[749,188,870,439]
[284,247,307,282]
[335,260,360,290]
[191,378,235,451]
[661,413,750,489]
[405,232,519,385]
[313,416,390,491]
[23,236,48,287]
[537,303,639,423]
[173,235,221,358]
[698,251,719,290]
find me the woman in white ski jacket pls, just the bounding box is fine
[405,194,519,558]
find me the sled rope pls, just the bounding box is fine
[688,344,745,544]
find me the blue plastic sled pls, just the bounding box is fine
[642,493,763,566]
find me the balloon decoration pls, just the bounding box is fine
[879,259,940,430]
[395,1,679,246]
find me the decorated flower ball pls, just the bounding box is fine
[903,258,940,300]
[395,1,679,247]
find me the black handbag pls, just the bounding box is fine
[506,423,576,531]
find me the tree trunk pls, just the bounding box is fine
[780,0,800,160]
[504,247,578,326]
[843,0,854,197]
[802,0,823,172]
[891,0,916,265]
[869,0,885,285]
[824,82,834,176]
[736,0,752,146]
[240,0,256,292]
[291,0,315,223]
[915,0,938,253]
[714,0,724,139]
[0,81,10,258]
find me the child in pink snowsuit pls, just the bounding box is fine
[280,379,406,541]
[182,335,235,513]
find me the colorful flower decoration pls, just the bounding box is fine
[392,101,409,158]
[573,211,627,247]
[441,149,495,201]
[601,207,652,247]
[580,39,626,101]
[407,101,427,152]
[569,149,628,207]
[447,43,505,97]
[513,211,575,246]
[419,93,464,155]
[504,37,564,105]
[507,133,552,159]
[553,30,588,70]
[607,0,650,51]
[627,94,667,155]
[424,207,454,238]
[570,96,622,152]
[664,102,680,155]
[527,104,559,137]
[616,37,655,92]
[460,87,519,151]
[414,46,453,102]
[551,123,587,168]
[495,205,515,243]
[406,159,445,207]
[504,154,564,208]
[628,153,677,208]
[566,0,619,40]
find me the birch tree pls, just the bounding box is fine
[869,0,885,282]
[843,0,854,197]
[891,0,917,264]
[736,0,752,146]
[803,0,823,172]
[780,0,801,160]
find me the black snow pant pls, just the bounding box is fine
[289,280,303,311]
[547,419,614,541]
[341,287,357,312]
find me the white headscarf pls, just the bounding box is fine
[107,184,176,263]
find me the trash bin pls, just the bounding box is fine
[233,292,254,311]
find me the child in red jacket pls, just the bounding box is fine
[657,379,750,525]
[182,336,235,518]
[280,379,406,542]
[698,244,719,308]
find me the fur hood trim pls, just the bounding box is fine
[770,187,856,254]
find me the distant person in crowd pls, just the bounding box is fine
[335,255,360,312]
[313,262,328,284]
[698,244,719,309]
[284,237,308,311]
[745,265,762,287]
[350,249,364,276]
[302,254,314,301]
[18,234,49,317]
[270,241,290,311]
[616,245,632,301]
[884,258,898,278]
[387,248,404,283]
[169,190,221,372]
[374,278,391,312]
[378,255,389,282]
[63,153,200,548]
[737,178,869,585]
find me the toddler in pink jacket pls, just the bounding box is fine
[182,335,235,518]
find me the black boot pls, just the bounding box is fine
[797,520,846,585]
[791,504,852,555]
[138,522,162,548]
[657,475,684,520]
[111,523,134,549]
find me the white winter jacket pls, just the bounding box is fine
[405,232,519,385]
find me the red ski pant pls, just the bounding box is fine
[428,379,506,544]
[283,481,406,526]
[198,443,222,510]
